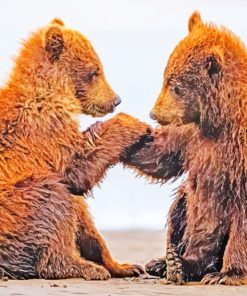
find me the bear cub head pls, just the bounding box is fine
[150,12,246,139]
[15,19,120,118]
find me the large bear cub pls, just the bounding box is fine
[123,12,247,285]
[0,19,150,279]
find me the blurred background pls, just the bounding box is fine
[0,0,247,230]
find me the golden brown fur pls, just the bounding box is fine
[0,19,150,279]
[122,12,247,285]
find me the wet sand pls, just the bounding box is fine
[0,230,246,296]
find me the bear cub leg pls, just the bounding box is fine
[74,197,144,277]
[201,224,247,285]
[145,193,187,281]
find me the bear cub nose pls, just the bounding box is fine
[149,110,157,120]
[114,95,122,107]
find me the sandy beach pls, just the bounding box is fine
[0,230,246,296]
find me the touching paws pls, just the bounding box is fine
[113,112,152,138]
[120,133,154,163]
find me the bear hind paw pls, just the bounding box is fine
[166,245,185,285]
[145,258,167,278]
[201,271,246,285]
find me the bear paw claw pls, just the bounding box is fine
[166,245,185,285]
[109,263,144,278]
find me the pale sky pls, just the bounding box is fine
[0,0,247,229]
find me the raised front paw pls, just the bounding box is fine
[111,112,152,142]
[145,258,167,278]
[201,271,245,285]
[108,263,144,278]
[84,121,103,149]
[166,245,185,285]
[120,133,154,163]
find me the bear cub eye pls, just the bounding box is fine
[174,86,181,95]
[167,76,181,96]
[88,69,99,82]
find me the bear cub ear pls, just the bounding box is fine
[50,18,65,26]
[188,11,203,32]
[44,25,64,63]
